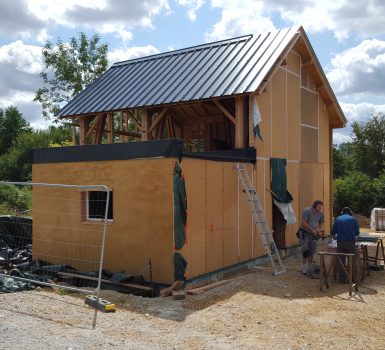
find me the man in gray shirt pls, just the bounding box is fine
[299,200,324,274]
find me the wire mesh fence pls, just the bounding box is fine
[0,181,111,328]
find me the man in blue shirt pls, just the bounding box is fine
[331,207,360,282]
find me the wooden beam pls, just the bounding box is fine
[104,129,141,138]
[141,109,151,141]
[86,114,102,138]
[94,113,107,144]
[235,96,248,149]
[79,115,93,145]
[119,111,124,142]
[213,99,236,124]
[127,110,141,129]
[149,107,169,133]
[71,117,76,145]
[108,113,114,143]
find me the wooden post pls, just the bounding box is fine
[79,116,92,145]
[71,117,76,145]
[108,113,114,143]
[235,96,248,149]
[119,111,124,143]
[141,109,151,141]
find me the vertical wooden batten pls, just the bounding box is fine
[235,95,248,149]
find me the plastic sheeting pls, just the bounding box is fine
[370,208,385,231]
[173,162,187,250]
[273,199,296,225]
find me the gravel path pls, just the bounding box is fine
[1,243,385,350]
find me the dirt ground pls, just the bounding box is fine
[0,239,384,350]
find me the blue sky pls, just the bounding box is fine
[1,0,385,144]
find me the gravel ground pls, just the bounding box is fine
[1,240,385,350]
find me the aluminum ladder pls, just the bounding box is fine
[236,163,286,275]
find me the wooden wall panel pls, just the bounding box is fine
[256,84,272,158]
[271,68,287,159]
[301,89,318,127]
[206,161,224,272]
[287,51,301,75]
[223,162,239,266]
[180,158,207,279]
[238,163,254,262]
[318,100,330,164]
[254,159,267,257]
[301,126,318,163]
[323,162,331,233]
[33,158,175,284]
[287,73,301,161]
[299,162,313,215]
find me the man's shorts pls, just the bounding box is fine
[300,231,316,258]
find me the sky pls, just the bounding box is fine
[1,0,385,144]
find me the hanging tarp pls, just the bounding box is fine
[173,162,187,250]
[273,199,296,225]
[251,96,263,141]
[270,158,296,224]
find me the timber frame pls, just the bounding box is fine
[69,95,250,151]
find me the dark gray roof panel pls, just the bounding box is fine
[57,27,300,117]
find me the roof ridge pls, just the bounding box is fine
[112,34,254,67]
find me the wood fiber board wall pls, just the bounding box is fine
[323,162,331,232]
[32,158,175,284]
[238,163,254,261]
[301,88,319,127]
[285,162,300,247]
[256,83,272,158]
[287,73,301,161]
[254,159,267,257]
[271,68,287,159]
[206,161,224,272]
[179,158,206,278]
[287,51,301,75]
[301,126,318,163]
[299,162,314,215]
[318,100,330,164]
[223,162,239,266]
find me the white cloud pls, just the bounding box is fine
[27,0,170,42]
[176,0,204,21]
[0,41,44,125]
[108,46,160,65]
[206,0,276,41]
[333,101,385,144]
[206,0,385,41]
[0,0,47,41]
[327,39,385,97]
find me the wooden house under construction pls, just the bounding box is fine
[31,26,346,284]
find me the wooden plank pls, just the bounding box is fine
[57,271,152,291]
[119,111,124,142]
[149,107,169,134]
[141,109,150,141]
[186,280,230,295]
[213,99,236,124]
[108,113,114,143]
[235,96,246,149]
[94,113,107,144]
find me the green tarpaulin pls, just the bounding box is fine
[270,158,293,204]
[173,162,187,250]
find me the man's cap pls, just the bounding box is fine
[341,207,354,215]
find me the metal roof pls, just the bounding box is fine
[57,27,301,117]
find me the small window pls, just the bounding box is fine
[86,191,113,221]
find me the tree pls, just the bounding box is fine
[333,142,356,178]
[333,172,374,216]
[34,33,108,119]
[351,112,385,177]
[0,106,31,155]
[0,125,72,182]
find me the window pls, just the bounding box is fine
[86,191,113,221]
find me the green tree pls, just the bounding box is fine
[34,33,108,119]
[333,142,356,178]
[333,172,374,216]
[0,106,31,155]
[351,112,385,177]
[0,126,72,182]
